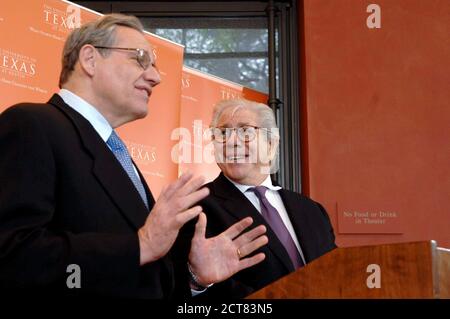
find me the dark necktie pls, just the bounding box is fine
[107,131,149,209]
[252,186,304,269]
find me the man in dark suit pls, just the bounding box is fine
[0,14,267,298]
[184,99,336,298]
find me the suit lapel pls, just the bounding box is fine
[278,189,312,262]
[48,94,150,230]
[134,160,155,207]
[212,174,294,272]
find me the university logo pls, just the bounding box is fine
[151,47,157,60]
[181,77,191,89]
[126,141,157,165]
[0,48,37,78]
[220,86,243,100]
[43,3,81,33]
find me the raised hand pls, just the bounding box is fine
[188,213,268,287]
[138,172,209,265]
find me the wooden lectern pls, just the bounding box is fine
[248,241,450,298]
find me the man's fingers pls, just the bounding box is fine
[237,235,268,258]
[158,173,206,212]
[178,175,206,197]
[237,253,266,272]
[175,205,202,226]
[193,212,207,240]
[157,173,208,215]
[161,171,194,199]
[222,217,253,240]
[179,187,209,211]
[233,225,266,248]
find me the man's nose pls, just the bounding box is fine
[143,66,161,87]
[226,129,242,146]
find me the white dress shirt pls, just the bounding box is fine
[226,175,306,265]
[58,89,141,180]
[58,89,112,142]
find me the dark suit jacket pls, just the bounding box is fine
[0,94,176,298]
[183,173,337,299]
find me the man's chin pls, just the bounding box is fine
[134,106,149,119]
[224,164,250,177]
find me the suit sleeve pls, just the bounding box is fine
[315,201,338,251]
[0,106,141,292]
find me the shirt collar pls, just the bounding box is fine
[225,175,282,194]
[58,89,112,142]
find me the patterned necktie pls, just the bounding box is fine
[252,186,304,269]
[106,131,149,209]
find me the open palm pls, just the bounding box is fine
[188,213,268,287]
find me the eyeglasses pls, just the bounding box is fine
[210,126,267,143]
[94,46,152,70]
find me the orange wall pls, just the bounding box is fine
[300,0,450,248]
[0,0,185,199]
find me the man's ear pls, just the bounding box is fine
[267,134,280,174]
[78,44,96,77]
[268,133,280,160]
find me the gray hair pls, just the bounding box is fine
[211,98,280,173]
[59,14,144,87]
